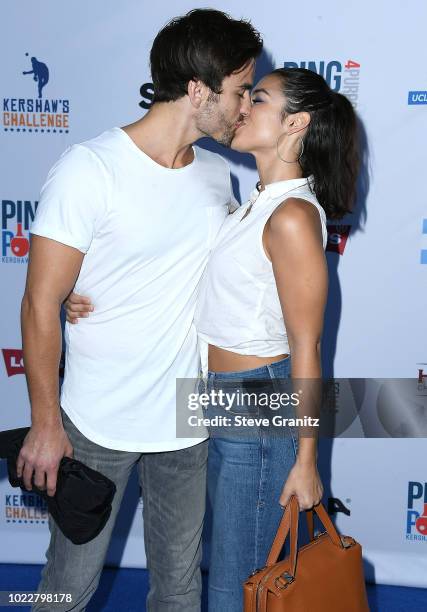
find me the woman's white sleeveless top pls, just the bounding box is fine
[194,176,328,376]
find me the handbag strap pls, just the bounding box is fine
[306,508,314,540]
[266,495,344,575]
[311,500,343,547]
[266,495,299,574]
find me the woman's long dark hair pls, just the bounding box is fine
[272,68,359,219]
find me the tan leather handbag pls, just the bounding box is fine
[243,495,370,611]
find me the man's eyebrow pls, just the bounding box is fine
[237,83,253,91]
[251,88,270,96]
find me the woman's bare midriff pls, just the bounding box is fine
[208,344,289,373]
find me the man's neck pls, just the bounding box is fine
[121,102,201,169]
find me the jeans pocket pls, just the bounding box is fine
[219,384,260,416]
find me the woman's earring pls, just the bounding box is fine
[276,134,304,164]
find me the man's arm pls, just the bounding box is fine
[18,235,85,496]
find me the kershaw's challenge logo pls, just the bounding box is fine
[3,53,70,133]
[1,199,37,264]
[4,493,48,525]
[22,55,49,99]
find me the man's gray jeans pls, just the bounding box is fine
[31,408,208,611]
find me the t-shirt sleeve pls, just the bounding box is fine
[217,156,239,214]
[228,173,240,213]
[30,144,109,254]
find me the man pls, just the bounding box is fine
[19,8,262,612]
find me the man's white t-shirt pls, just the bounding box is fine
[30,127,234,451]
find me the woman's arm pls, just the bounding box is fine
[64,292,94,323]
[264,196,328,510]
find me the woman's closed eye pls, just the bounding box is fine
[251,97,262,105]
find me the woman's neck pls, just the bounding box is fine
[255,152,303,190]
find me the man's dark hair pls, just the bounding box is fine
[150,9,263,103]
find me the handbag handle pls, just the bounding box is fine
[306,509,314,541]
[266,495,345,577]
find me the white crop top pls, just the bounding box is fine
[194,176,328,376]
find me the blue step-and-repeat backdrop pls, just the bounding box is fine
[1,0,426,588]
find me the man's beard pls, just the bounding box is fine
[196,94,237,147]
[214,119,236,147]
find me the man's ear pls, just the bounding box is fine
[285,111,311,135]
[187,79,208,109]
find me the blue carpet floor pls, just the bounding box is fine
[0,564,426,611]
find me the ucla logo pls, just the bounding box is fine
[406,481,427,541]
[408,91,427,105]
[421,219,427,264]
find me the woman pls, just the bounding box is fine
[193,67,358,610]
[65,68,359,611]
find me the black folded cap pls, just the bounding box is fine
[0,427,116,545]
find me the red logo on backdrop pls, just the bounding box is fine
[416,504,427,535]
[2,349,65,377]
[10,223,30,257]
[2,349,24,376]
[326,225,351,255]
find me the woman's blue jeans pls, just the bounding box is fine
[204,356,299,612]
